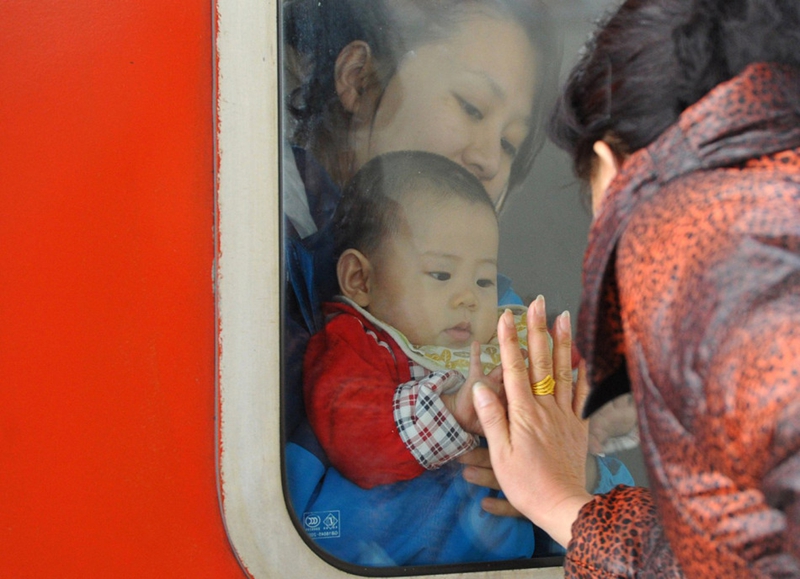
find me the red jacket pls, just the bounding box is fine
[303,301,477,488]
[569,63,800,577]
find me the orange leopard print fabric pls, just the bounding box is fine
[570,63,800,577]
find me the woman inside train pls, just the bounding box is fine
[280,0,635,567]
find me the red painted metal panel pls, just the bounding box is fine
[1,1,244,576]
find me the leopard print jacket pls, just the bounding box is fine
[569,63,800,577]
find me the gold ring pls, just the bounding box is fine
[531,375,555,396]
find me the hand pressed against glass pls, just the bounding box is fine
[473,297,593,547]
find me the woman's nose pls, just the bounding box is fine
[462,129,502,184]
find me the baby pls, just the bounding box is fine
[304,150,521,489]
[302,151,633,565]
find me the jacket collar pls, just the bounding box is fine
[580,62,800,417]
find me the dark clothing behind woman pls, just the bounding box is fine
[284,147,341,434]
[570,63,800,577]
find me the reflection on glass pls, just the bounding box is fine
[280,0,643,570]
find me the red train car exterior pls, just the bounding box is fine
[2,2,572,577]
[2,1,246,575]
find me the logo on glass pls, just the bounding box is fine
[303,510,340,539]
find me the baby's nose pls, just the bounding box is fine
[452,287,478,309]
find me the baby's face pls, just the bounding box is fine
[366,191,499,348]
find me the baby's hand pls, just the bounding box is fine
[441,342,504,435]
[588,393,638,454]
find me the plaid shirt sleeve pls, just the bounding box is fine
[392,361,479,470]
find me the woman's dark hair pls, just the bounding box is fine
[332,150,496,259]
[548,0,800,183]
[283,0,557,199]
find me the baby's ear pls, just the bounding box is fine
[337,249,372,307]
[335,40,374,113]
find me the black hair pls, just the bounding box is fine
[283,0,558,199]
[332,150,496,259]
[283,0,396,146]
[548,0,800,184]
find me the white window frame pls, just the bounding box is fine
[215,0,564,576]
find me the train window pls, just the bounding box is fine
[216,0,648,577]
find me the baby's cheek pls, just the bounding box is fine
[476,312,499,344]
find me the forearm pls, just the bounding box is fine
[312,393,425,487]
[394,370,478,469]
[304,321,427,487]
[310,370,476,487]
[533,492,594,550]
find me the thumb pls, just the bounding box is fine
[473,381,509,450]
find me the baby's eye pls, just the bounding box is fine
[456,95,483,120]
[501,137,518,159]
[477,278,495,288]
[429,272,451,281]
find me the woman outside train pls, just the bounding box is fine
[474,0,800,575]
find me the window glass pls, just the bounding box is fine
[277,0,648,573]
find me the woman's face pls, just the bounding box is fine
[352,14,538,204]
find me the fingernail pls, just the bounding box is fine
[533,295,545,317]
[473,382,493,408]
[558,310,571,333]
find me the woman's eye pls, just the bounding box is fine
[456,95,483,120]
[429,272,451,281]
[501,138,518,158]
[477,278,495,288]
